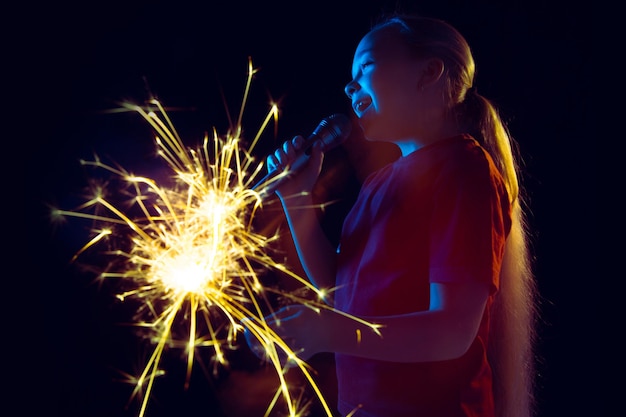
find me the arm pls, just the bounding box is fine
[271,281,489,362]
[269,137,337,290]
[279,192,337,291]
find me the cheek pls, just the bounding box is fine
[375,86,415,120]
[372,72,417,112]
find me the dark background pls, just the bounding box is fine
[22,1,596,416]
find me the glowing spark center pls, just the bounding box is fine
[154,251,216,295]
[140,190,246,298]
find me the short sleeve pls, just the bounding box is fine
[428,147,510,294]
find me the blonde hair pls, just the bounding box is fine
[374,15,539,417]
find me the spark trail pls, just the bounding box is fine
[53,58,380,417]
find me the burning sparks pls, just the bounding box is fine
[53,58,379,417]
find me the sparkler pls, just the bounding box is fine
[53,58,380,417]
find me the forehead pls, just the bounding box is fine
[352,27,412,69]
[358,27,408,54]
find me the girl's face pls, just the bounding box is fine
[345,27,427,143]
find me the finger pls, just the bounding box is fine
[243,327,266,359]
[266,154,279,171]
[273,147,287,167]
[292,135,306,150]
[270,306,303,324]
[269,136,305,172]
[282,137,299,160]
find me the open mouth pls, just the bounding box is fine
[353,98,371,115]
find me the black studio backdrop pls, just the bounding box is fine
[22,1,595,416]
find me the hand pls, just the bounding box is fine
[266,136,324,198]
[242,305,326,367]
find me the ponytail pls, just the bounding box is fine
[459,89,519,203]
[460,89,538,417]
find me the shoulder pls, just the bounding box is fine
[426,135,496,184]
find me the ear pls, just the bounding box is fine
[417,58,444,90]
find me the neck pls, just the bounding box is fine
[396,122,464,157]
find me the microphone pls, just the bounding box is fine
[251,113,352,195]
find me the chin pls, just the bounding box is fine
[358,118,376,140]
[359,114,391,142]
[360,122,389,143]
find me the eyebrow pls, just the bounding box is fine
[354,48,374,60]
[351,47,376,77]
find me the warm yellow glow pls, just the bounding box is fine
[54,58,380,417]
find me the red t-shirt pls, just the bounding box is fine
[334,135,511,417]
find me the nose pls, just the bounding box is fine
[344,79,359,99]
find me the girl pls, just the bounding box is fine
[262,14,537,417]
